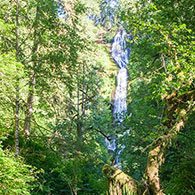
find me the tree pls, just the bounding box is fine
[1,0,193,194]
[108,0,195,194]
[1,0,113,193]
[0,144,37,194]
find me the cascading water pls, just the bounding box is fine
[58,0,130,167]
[106,28,130,167]
[111,29,130,69]
[113,67,128,123]
[112,29,130,123]
[91,0,131,168]
[90,0,119,28]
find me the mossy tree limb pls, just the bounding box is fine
[103,164,139,195]
[145,91,194,195]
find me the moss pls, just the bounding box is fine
[103,164,138,195]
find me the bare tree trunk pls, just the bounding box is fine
[76,79,82,147]
[23,71,35,136]
[76,64,86,149]
[81,63,85,117]
[23,5,39,137]
[14,0,20,156]
[15,84,20,156]
[72,189,77,195]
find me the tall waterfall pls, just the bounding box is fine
[112,29,130,123]
[111,29,130,69]
[91,0,130,167]
[107,28,130,167]
[113,67,128,123]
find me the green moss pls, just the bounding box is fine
[103,164,138,195]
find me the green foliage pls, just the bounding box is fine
[0,145,37,195]
[161,112,195,195]
[0,0,111,194]
[0,53,24,139]
[10,133,108,194]
[0,0,194,194]
[120,0,194,192]
[20,139,72,194]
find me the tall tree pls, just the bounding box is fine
[110,0,195,194]
[14,0,20,155]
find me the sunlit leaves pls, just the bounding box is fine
[119,0,194,187]
[0,145,37,194]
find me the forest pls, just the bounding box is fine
[0,0,194,194]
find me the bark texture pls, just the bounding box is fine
[15,87,20,156]
[103,165,138,195]
[24,72,35,136]
[14,0,20,156]
[103,91,194,194]
[145,90,194,194]
[23,5,39,137]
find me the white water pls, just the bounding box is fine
[111,29,130,69]
[113,67,128,123]
[105,135,116,152]
[91,0,131,168]
[112,29,130,123]
[90,0,119,27]
[105,29,130,167]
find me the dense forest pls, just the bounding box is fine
[0,0,194,194]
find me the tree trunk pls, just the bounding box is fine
[23,5,39,137]
[15,84,20,156]
[81,63,85,117]
[103,91,194,194]
[146,144,164,195]
[103,165,139,195]
[23,71,35,136]
[145,91,194,194]
[76,80,83,149]
[14,0,20,156]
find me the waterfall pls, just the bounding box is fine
[91,0,131,168]
[112,29,130,123]
[111,29,130,69]
[106,28,130,167]
[113,67,128,123]
[90,0,119,28]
